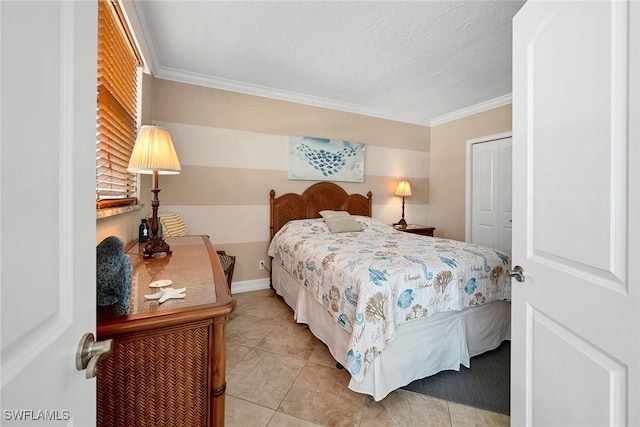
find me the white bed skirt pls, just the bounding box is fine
[272,263,511,401]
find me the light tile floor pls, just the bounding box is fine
[225,289,510,427]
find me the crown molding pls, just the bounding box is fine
[155,64,513,128]
[153,65,433,127]
[428,94,513,127]
[135,2,511,129]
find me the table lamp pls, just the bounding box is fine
[128,125,181,258]
[393,180,412,227]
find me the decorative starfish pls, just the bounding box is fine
[144,287,186,303]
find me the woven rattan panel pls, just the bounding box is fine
[270,182,372,239]
[97,324,210,427]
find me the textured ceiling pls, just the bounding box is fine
[133,1,525,126]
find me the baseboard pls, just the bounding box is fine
[230,278,271,294]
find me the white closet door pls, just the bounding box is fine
[471,137,512,255]
[498,139,512,255]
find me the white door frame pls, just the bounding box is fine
[464,131,512,243]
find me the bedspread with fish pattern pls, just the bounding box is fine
[267,217,511,381]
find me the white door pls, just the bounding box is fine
[1,2,97,425]
[512,1,639,426]
[470,136,512,255]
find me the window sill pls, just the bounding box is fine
[96,204,144,220]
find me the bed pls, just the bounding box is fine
[267,182,511,401]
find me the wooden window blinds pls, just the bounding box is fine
[96,0,142,209]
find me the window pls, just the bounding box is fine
[96,0,142,209]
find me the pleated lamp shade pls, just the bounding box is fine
[128,125,181,174]
[394,180,412,197]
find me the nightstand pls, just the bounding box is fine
[395,224,436,237]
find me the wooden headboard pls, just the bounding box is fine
[270,182,373,239]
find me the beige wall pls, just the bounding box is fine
[97,74,511,286]
[429,104,512,241]
[151,78,431,284]
[152,79,430,152]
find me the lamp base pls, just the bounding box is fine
[142,237,172,259]
[393,218,407,228]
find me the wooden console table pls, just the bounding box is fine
[97,235,237,427]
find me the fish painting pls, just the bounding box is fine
[296,142,359,177]
[397,289,415,308]
[282,243,292,255]
[344,286,358,305]
[337,313,350,328]
[322,294,330,310]
[464,277,477,294]
[369,266,389,286]
[345,349,362,375]
[305,259,317,272]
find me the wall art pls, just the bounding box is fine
[288,136,365,182]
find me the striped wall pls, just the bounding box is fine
[150,78,431,291]
[430,104,512,241]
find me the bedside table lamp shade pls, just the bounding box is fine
[128,126,181,174]
[128,125,181,258]
[393,180,412,227]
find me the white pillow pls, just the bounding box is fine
[322,212,363,233]
[158,213,188,237]
[319,210,350,218]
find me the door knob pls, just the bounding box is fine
[507,265,525,282]
[76,332,113,379]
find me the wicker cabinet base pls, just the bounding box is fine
[97,236,236,427]
[98,323,210,427]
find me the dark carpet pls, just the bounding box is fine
[402,341,510,415]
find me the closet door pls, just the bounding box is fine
[470,137,512,255]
